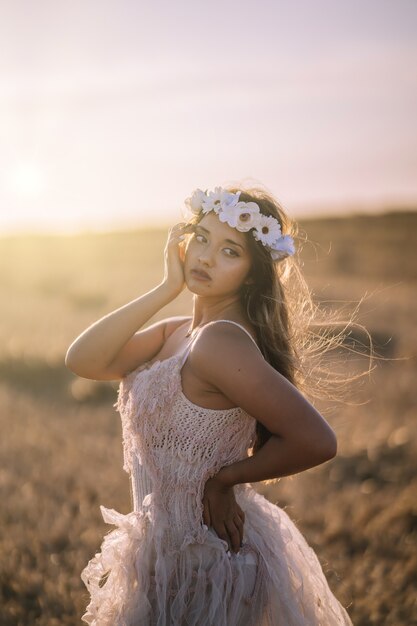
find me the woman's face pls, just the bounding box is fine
[184,211,253,297]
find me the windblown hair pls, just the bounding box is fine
[184,183,377,460]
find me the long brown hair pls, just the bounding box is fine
[184,183,377,456]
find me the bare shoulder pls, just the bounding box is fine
[189,321,337,456]
[189,321,276,417]
[190,321,265,384]
[197,318,255,346]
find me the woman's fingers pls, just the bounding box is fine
[213,518,243,554]
[235,506,245,545]
[163,222,194,294]
[228,517,244,553]
[214,523,230,551]
[168,223,186,241]
[170,222,193,235]
[170,222,194,263]
[201,477,246,554]
[167,223,193,249]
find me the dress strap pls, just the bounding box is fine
[179,332,201,367]
[205,320,262,353]
[179,319,262,367]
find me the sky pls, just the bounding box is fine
[0,0,416,234]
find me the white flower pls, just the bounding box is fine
[202,187,242,215]
[185,188,207,215]
[201,186,223,214]
[220,189,241,211]
[270,235,295,260]
[218,200,261,232]
[252,214,282,246]
[183,185,296,260]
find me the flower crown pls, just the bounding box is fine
[184,186,295,261]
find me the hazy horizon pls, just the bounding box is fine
[1,0,416,235]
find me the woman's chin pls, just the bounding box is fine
[185,281,208,294]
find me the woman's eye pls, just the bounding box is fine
[194,234,239,257]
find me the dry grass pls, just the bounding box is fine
[0,210,416,625]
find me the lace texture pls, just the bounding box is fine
[80,322,353,625]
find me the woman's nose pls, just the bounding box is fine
[198,250,213,265]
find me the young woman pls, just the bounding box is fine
[66,185,356,625]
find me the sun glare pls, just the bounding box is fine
[9,162,45,198]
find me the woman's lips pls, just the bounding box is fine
[190,269,211,281]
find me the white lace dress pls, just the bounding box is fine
[80,320,353,625]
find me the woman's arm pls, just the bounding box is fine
[197,323,338,555]
[65,282,178,379]
[194,323,338,483]
[214,432,335,489]
[201,429,335,555]
[65,222,189,380]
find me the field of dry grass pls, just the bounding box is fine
[0,210,416,625]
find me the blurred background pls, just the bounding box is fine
[0,1,416,624]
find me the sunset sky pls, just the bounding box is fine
[1,0,416,234]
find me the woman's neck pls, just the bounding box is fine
[185,296,247,337]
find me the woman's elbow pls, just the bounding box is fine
[65,348,81,375]
[318,429,338,461]
[65,348,91,378]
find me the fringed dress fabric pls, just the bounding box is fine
[80,320,353,625]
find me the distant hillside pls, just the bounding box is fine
[297,210,417,281]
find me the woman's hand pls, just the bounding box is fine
[162,222,193,297]
[202,474,245,554]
